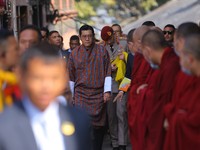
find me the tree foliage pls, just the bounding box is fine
[75,0,169,24]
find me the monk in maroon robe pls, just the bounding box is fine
[127,26,153,149]
[164,22,200,123]
[133,26,164,150]
[163,25,200,150]
[135,69,158,150]
[141,30,180,150]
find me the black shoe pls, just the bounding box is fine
[119,145,126,150]
[113,147,119,150]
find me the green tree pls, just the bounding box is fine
[75,0,169,25]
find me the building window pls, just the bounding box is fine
[69,0,73,10]
[62,0,67,10]
[54,0,60,9]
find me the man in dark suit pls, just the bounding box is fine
[0,44,91,150]
[48,30,70,61]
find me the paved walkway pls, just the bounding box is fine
[102,139,132,150]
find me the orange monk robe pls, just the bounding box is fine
[164,72,200,150]
[145,47,180,150]
[127,52,153,149]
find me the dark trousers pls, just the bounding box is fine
[92,126,105,150]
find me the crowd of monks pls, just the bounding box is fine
[122,22,200,150]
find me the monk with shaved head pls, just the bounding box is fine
[163,26,200,150]
[127,25,154,149]
[142,30,180,150]
[134,25,164,150]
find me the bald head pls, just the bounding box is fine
[142,30,168,51]
[134,25,150,40]
[151,26,163,34]
[183,34,200,61]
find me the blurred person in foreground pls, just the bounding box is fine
[68,24,112,150]
[67,35,80,53]
[0,44,91,150]
[19,25,41,55]
[0,30,19,113]
[3,25,43,106]
[163,24,175,46]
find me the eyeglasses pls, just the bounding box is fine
[81,35,93,39]
[163,31,174,35]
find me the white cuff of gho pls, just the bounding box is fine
[119,91,124,94]
[69,81,75,97]
[104,76,112,93]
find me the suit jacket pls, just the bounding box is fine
[125,53,134,79]
[0,103,91,150]
[61,50,70,62]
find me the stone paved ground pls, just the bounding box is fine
[102,135,132,150]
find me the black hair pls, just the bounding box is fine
[48,30,59,37]
[60,36,63,42]
[19,43,60,72]
[142,21,155,27]
[20,25,42,42]
[127,28,136,42]
[0,30,13,54]
[142,30,168,50]
[70,35,79,41]
[112,24,122,31]
[40,27,49,37]
[164,24,175,31]
[79,25,94,36]
[176,22,200,38]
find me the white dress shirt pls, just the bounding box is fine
[22,97,66,150]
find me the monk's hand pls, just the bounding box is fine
[113,92,124,102]
[163,118,169,131]
[136,84,148,94]
[118,50,125,61]
[104,92,111,103]
[111,63,117,72]
[178,109,187,113]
